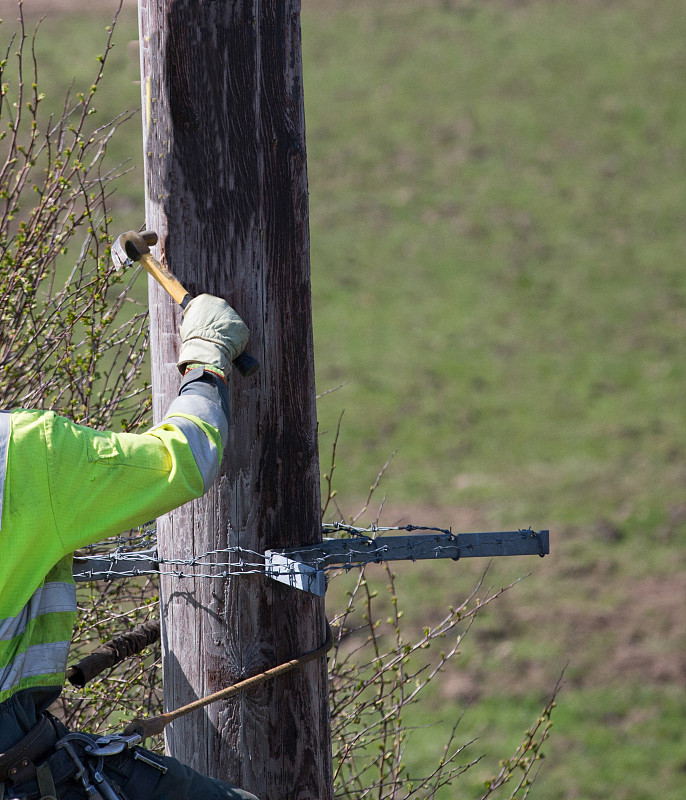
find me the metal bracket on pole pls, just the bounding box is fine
[264,551,328,597]
[265,529,549,596]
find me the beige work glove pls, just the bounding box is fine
[178,294,250,378]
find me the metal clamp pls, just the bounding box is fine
[54,738,105,800]
[84,733,142,758]
[55,733,127,800]
[132,750,168,774]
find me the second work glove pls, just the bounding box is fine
[178,294,250,379]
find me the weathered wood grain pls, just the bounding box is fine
[138,1,332,797]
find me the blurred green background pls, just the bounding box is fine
[5,0,686,797]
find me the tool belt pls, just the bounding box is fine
[0,715,166,800]
[0,716,57,784]
[0,714,78,798]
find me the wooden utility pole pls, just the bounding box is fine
[137,2,332,798]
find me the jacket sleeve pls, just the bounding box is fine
[46,368,231,555]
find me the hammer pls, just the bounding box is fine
[112,230,259,378]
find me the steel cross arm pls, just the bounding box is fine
[72,530,549,594]
[265,529,549,597]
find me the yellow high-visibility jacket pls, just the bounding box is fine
[0,369,228,721]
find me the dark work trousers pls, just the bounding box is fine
[6,716,259,800]
[45,753,260,800]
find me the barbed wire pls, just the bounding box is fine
[77,526,158,555]
[322,522,454,537]
[73,525,547,584]
[74,544,267,581]
[73,523,447,581]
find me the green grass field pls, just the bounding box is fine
[6,0,686,797]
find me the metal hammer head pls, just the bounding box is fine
[112,230,158,269]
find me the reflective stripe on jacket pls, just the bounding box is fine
[0,371,228,704]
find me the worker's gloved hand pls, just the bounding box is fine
[178,294,250,378]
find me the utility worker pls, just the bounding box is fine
[0,292,259,800]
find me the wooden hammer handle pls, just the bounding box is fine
[139,253,259,378]
[140,252,190,307]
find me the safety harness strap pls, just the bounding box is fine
[36,759,57,798]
